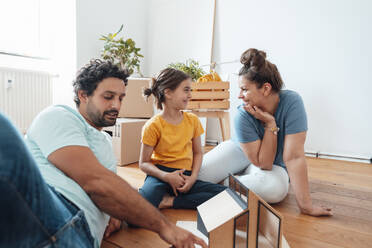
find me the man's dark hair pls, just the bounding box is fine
[73,59,129,107]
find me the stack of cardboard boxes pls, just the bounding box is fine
[105,78,154,166]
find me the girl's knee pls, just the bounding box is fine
[139,177,169,206]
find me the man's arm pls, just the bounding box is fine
[48,146,207,247]
[283,132,332,216]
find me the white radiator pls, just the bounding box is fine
[0,67,53,133]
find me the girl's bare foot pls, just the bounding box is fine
[158,194,174,209]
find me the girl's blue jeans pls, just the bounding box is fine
[139,164,226,209]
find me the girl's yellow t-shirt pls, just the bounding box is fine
[141,112,204,171]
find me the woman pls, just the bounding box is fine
[198,48,332,216]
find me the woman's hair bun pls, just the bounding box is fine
[240,48,266,71]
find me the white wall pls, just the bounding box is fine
[51,0,76,107]
[76,0,149,74]
[0,0,76,108]
[75,0,372,159]
[146,0,214,77]
[209,0,372,158]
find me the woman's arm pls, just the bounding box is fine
[240,129,277,170]
[239,104,278,170]
[139,143,185,196]
[283,131,332,216]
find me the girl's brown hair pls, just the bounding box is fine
[239,48,283,92]
[143,68,191,110]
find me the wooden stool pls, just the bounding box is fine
[191,110,230,141]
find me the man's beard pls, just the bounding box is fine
[86,103,118,127]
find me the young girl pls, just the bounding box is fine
[138,68,226,209]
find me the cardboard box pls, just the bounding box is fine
[196,174,290,248]
[105,118,148,166]
[119,78,154,118]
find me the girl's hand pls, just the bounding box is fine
[302,204,333,217]
[243,104,275,125]
[177,175,196,193]
[164,170,186,196]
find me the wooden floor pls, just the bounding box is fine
[102,148,372,248]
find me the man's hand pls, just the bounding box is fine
[164,170,186,196]
[177,175,196,193]
[104,217,122,238]
[159,222,207,248]
[301,204,333,217]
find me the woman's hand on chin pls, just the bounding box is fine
[243,104,275,125]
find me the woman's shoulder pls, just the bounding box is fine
[280,89,301,98]
[280,90,304,105]
[234,105,259,128]
[236,104,255,120]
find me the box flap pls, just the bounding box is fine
[197,190,244,232]
[197,211,208,237]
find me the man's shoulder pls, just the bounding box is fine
[39,105,84,123]
[28,105,86,134]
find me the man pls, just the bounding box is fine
[0,60,206,248]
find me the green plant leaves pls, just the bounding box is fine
[99,24,143,76]
[168,59,206,81]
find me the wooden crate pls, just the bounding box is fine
[186,81,230,110]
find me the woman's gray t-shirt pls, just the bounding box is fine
[233,90,308,169]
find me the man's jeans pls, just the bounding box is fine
[0,113,95,247]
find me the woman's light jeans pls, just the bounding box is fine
[198,140,289,203]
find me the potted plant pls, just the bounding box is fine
[168,59,206,81]
[100,25,143,76]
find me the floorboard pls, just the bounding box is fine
[102,153,372,248]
